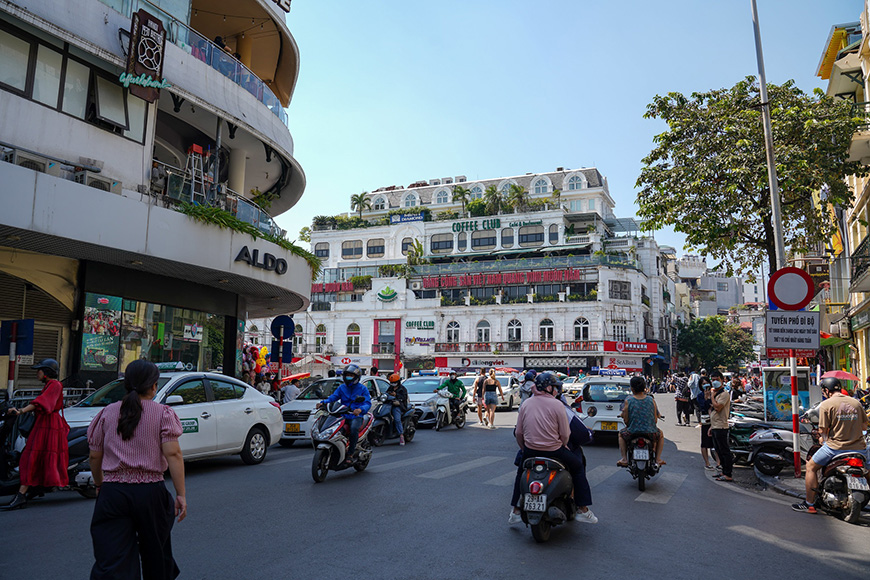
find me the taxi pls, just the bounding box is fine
[573,371,632,434]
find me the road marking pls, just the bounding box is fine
[586,465,621,488]
[418,456,503,479]
[267,449,405,466]
[368,453,450,473]
[634,471,687,504]
[484,470,519,487]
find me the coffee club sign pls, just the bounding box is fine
[452,218,501,233]
[405,320,435,330]
[422,268,586,289]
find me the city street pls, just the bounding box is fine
[2,394,870,579]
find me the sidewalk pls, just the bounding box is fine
[755,468,807,500]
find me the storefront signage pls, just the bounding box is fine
[452,218,501,233]
[509,220,543,228]
[405,337,435,345]
[422,268,585,289]
[605,356,643,368]
[390,213,424,224]
[377,285,399,302]
[851,310,870,331]
[406,320,435,330]
[125,10,168,102]
[311,281,354,293]
[525,357,589,368]
[182,324,202,342]
[235,246,288,275]
[603,341,657,354]
[331,355,373,367]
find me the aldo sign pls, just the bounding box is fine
[235,246,288,275]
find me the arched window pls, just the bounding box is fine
[457,232,467,251]
[314,243,329,258]
[549,224,559,244]
[446,321,460,343]
[567,176,583,190]
[533,178,548,195]
[501,228,514,248]
[499,183,511,198]
[471,185,483,200]
[373,196,386,210]
[315,324,327,353]
[347,323,360,354]
[403,193,417,207]
[248,324,259,345]
[436,189,449,204]
[401,237,413,255]
[573,317,590,341]
[539,318,554,342]
[476,320,491,343]
[293,324,304,351]
[507,319,522,342]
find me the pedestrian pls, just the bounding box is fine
[473,368,487,427]
[483,369,505,429]
[1,359,70,510]
[708,371,733,482]
[697,384,719,471]
[519,370,537,405]
[673,372,691,426]
[687,368,702,423]
[370,366,379,377]
[281,378,301,403]
[86,359,186,579]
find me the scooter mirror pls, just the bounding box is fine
[354,396,366,403]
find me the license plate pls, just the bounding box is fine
[633,449,650,460]
[284,423,300,433]
[847,476,869,491]
[601,422,618,431]
[524,493,547,512]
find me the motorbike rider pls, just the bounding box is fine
[519,370,537,405]
[509,373,598,525]
[387,373,410,445]
[792,377,870,513]
[617,376,666,468]
[439,371,467,424]
[316,364,371,464]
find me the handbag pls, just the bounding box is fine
[17,412,35,438]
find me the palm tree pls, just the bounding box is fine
[550,187,562,209]
[484,185,502,215]
[452,185,470,216]
[350,192,371,219]
[506,184,529,213]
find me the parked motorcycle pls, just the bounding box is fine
[368,394,422,446]
[434,388,468,431]
[518,456,576,543]
[749,422,819,476]
[623,433,660,491]
[814,452,870,524]
[310,399,373,483]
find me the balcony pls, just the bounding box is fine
[849,102,870,162]
[434,341,603,354]
[850,235,870,292]
[416,254,640,277]
[373,343,396,354]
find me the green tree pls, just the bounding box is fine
[466,199,486,217]
[484,185,503,215]
[506,184,529,213]
[550,187,562,208]
[350,192,371,219]
[452,185,470,216]
[636,77,864,276]
[676,316,756,370]
[298,226,311,243]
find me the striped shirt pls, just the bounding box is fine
[87,400,183,484]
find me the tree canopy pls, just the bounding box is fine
[676,316,756,371]
[636,77,864,276]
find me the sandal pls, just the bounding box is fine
[617,460,628,467]
[656,460,667,466]
[713,475,733,482]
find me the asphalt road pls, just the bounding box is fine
[2,394,870,579]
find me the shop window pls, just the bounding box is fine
[446,321,460,343]
[471,229,496,250]
[507,319,522,342]
[539,319,555,341]
[431,233,453,254]
[501,228,514,248]
[574,317,590,341]
[519,225,544,247]
[367,238,385,258]
[315,243,329,258]
[342,240,363,259]
[609,280,631,300]
[476,320,490,343]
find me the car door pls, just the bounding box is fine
[165,378,216,456]
[208,378,252,452]
[362,378,382,411]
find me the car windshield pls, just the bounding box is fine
[298,378,344,400]
[459,377,479,387]
[77,377,171,407]
[583,382,632,402]
[403,378,443,393]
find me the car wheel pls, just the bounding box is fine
[241,427,268,465]
[278,439,296,448]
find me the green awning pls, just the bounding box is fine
[821,336,848,347]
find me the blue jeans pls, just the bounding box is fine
[346,416,363,456]
[391,406,404,435]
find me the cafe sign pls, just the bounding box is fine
[509,220,543,228]
[125,10,168,102]
[405,320,435,330]
[452,218,500,233]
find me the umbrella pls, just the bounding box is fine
[280,372,311,383]
[821,370,860,382]
[493,367,518,373]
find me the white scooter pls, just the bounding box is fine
[434,388,467,431]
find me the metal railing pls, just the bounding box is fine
[851,234,870,282]
[434,341,604,354]
[851,101,870,131]
[414,254,640,276]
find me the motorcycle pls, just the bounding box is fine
[434,388,468,431]
[310,399,374,483]
[368,394,422,446]
[518,456,576,543]
[749,406,821,476]
[624,434,660,491]
[814,452,870,524]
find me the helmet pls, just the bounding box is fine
[31,358,59,378]
[342,364,361,385]
[524,370,537,381]
[820,377,841,392]
[388,373,401,384]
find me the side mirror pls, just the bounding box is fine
[165,395,184,405]
[354,396,365,403]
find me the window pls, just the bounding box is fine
[168,380,208,405]
[549,224,559,244]
[367,238,385,258]
[504,285,529,299]
[315,324,327,353]
[588,198,596,212]
[501,228,514,248]
[536,284,561,297]
[519,225,544,247]
[33,45,62,107]
[404,193,417,207]
[476,320,490,343]
[500,183,512,198]
[402,237,413,255]
[315,243,330,258]
[62,58,89,119]
[124,94,146,142]
[717,282,729,292]
[471,186,483,200]
[612,323,628,342]
[373,196,386,211]
[293,324,303,351]
[211,380,244,401]
[567,175,583,190]
[574,317,590,341]
[457,232,467,251]
[533,178,548,195]
[609,280,631,300]
[431,233,453,253]
[471,229,496,250]
[539,319,555,341]
[446,321,460,343]
[0,29,30,92]
[507,319,522,342]
[341,240,363,259]
[347,323,360,354]
[436,189,449,204]
[94,75,129,130]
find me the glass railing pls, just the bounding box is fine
[414,254,640,276]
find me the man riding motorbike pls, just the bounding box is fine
[386,373,410,445]
[792,377,870,513]
[439,371,467,423]
[316,364,371,464]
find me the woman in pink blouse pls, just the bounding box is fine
[87,360,187,580]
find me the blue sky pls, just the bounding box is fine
[277,1,859,257]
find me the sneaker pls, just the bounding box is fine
[508,511,523,524]
[791,501,817,514]
[399,435,405,446]
[575,509,598,524]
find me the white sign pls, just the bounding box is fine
[604,356,643,369]
[16,354,34,365]
[331,355,373,367]
[447,357,524,369]
[183,324,202,342]
[765,311,820,350]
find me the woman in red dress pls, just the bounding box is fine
[2,358,69,510]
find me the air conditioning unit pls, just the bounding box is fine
[13,151,63,177]
[410,281,422,290]
[839,319,852,339]
[74,170,121,195]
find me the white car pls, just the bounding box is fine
[573,376,633,434]
[461,375,520,411]
[562,377,586,399]
[401,376,448,426]
[280,376,389,445]
[65,371,283,464]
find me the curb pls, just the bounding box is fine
[753,467,806,500]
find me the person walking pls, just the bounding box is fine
[708,371,733,482]
[2,359,69,510]
[697,383,719,471]
[87,359,186,579]
[673,372,691,426]
[482,369,505,429]
[472,368,488,427]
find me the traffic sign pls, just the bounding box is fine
[270,315,294,340]
[768,267,814,311]
[765,311,820,351]
[0,319,34,356]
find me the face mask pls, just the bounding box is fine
[343,375,356,385]
[712,381,722,389]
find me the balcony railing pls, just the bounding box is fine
[373,343,396,354]
[434,341,603,354]
[851,101,870,131]
[415,254,640,277]
[851,234,870,285]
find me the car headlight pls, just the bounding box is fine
[424,396,438,411]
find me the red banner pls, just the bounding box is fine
[603,341,657,354]
[422,268,585,289]
[765,348,816,359]
[311,281,354,293]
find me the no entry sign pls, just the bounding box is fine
[768,267,814,311]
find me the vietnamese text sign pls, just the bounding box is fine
[423,268,586,289]
[765,311,820,350]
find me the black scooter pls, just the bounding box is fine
[368,394,421,446]
[518,456,576,543]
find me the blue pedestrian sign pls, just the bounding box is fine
[0,319,35,356]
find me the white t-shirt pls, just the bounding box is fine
[282,384,301,403]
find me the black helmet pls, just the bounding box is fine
[342,364,361,384]
[32,358,59,378]
[820,377,841,393]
